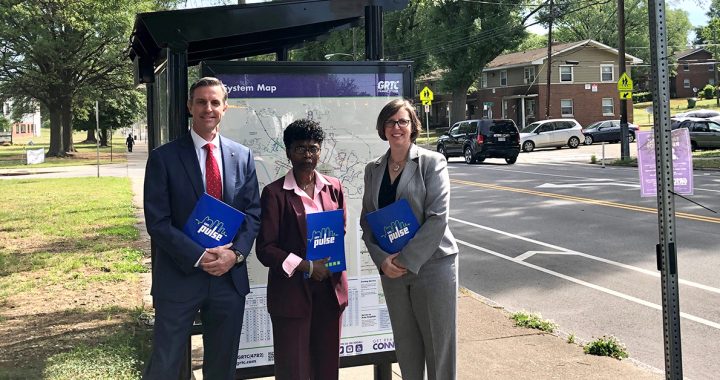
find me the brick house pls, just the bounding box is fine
[473,39,642,129]
[671,48,716,99]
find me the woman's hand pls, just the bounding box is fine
[299,257,331,281]
[309,257,331,281]
[381,253,407,279]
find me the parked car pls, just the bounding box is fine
[582,120,639,145]
[673,109,720,119]
[518,119,584,152]
[670,117,720,150]
[436,119,520,164]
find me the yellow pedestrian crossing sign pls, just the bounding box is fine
[420,86,434,102]
[619,91,632,100]
[617,73,633,92]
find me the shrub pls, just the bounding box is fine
[703,84,715,99]
[510,311,557,333]
[583,335,629,360]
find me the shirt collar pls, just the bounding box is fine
[283,169,331,192]
[190,129,221,151]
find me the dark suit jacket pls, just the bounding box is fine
[144,133,261,302]
[255,174,349,318]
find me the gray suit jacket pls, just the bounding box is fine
[360,144,458,274]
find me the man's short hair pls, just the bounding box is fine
[189,77,228,102]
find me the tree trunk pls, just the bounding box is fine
[99,127,109,147]
[61,97,75,153]
[46,103,65,157]
[83,128,97,143]
[450,84,470,124]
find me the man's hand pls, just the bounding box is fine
[201,243,235,276]
[381,253,407,279]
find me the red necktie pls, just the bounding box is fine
[203,143,222,200]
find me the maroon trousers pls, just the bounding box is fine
[271,279,343,380]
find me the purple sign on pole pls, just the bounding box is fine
[636,128,694,197]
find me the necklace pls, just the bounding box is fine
[389,159,404,173]
[300,173,315,191]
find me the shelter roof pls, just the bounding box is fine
[128,0,408,66]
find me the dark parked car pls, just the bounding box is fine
[582,120,639,145]
[436,119,520,164]
[671,117,720,150]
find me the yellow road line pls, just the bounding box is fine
[451,179,720,224]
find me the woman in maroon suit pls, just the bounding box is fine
[255,119,348,380]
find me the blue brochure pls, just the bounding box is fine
[183,193,246,248]
[306,209,346,273]
[365,199,419,254]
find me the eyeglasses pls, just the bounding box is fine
[292,145,321,155]
[384,119,411,128]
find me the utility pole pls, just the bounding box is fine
[545,0,554,119]
[619,0,630,160]
[714,29,719,106]
[647,0,684,377]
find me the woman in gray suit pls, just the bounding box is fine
[360,99,459,380]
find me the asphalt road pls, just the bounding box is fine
[447,145,720,380]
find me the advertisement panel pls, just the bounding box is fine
[201,61,413,370]
[636,128,694,197]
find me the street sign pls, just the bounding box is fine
[420,86,434,102]
[424,104,430,113]
[619,91,633,100]
[422,100,432,106]
[483,101,494,106]
[617,72,633,91]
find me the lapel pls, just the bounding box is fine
[318,176,333,212]
[288,189,307,251]
[370,154,386,210]
[219,136,237,203]
[178,134,204,199]
[395,144,419,201]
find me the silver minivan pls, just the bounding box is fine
[519,119,584,152]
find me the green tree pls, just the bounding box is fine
[0,0,172,157]
[386,0,526,123]
[74,88,144,146]
[0,115,10,132]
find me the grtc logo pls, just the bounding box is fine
[377,81,400,93]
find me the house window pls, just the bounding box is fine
[560,66,573,82]
[683,62,689,71]
[481,73,487,88]
[710,62,715,71]
[502,99,509,118]
[560,99,573,116]
[684,79,691,88]
[602,98,614,116]
[600,64,614,82]
[500,70,508,86]
[711,79,716,86]
[524,67,535,84]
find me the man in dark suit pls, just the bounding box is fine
[143,77,261,379]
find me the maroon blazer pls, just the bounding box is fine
[256,173,349,318]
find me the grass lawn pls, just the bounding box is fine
[0,129,128,169]
[0,177,150,379]
[632,97,720,126]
